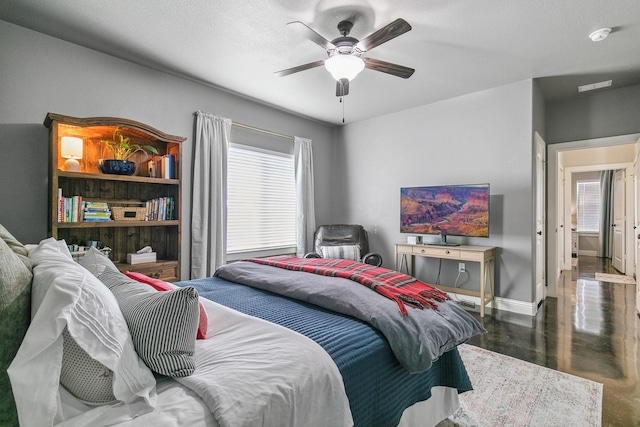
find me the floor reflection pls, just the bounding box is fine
[466,256,640,426]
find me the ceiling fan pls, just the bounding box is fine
[275,18,415,97]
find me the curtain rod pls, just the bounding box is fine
[194,111,294,141]
[232,121,294,141]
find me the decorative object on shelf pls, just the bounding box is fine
[61,136,83,172]
[98,159,136,175]
[112,203,147,221]
[162,154,175,179]
[99,128,159,175]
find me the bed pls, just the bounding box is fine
[1,225,485,427]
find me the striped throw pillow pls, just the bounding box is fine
[97,270,200,377]
[320,244,361,261]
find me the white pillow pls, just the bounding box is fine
[320,244,361,261]
[8,238,156,427]
[78,246,119,276]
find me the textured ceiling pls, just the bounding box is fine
[1,0,639,126]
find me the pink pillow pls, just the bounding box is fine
[124,271,208,339]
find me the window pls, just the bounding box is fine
[576,180,600,233]
[226,143,296,257]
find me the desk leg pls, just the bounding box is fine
[480,260,486,317]
[489,259,495,310]
[399,254,409,274]
[394,247,399,271]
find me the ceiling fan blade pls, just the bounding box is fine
[336,79,349,97]
[274,60,325,77]
[364,58,414,79]
[355,18,412,52]
[287,21,336,51]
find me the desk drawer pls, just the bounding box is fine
[413,246,461,258]
[396,244,414,254]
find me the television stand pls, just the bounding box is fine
[394,243,495,317]
[426,235,459,246]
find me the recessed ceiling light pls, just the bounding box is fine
[589,28,611,42]
[578,80,612,92]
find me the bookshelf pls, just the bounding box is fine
[45,113,185,281]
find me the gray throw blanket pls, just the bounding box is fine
[215,261,486,373]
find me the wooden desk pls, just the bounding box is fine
[394,243,496,317]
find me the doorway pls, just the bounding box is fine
[546,134,640,297]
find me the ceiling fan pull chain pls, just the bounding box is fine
[341,96,345,123]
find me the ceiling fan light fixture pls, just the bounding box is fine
[325,55,365,81]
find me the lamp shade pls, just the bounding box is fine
[61,136,83,172]
[325,55,365,81]
[61,136,83,159]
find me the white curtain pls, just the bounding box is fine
[191,112,231,278]
[294,136,316,256]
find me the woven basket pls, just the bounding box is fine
[112,206,147,221]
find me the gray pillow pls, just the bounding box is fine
[0,225,32,426]
[97,270,199,377]
[60,327,116,404]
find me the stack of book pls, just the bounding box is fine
[83,201,111,222]
[145,196,175,221]
[57,189,83,223]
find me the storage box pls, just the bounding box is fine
[127,252,157,265]
[112,206,147,221]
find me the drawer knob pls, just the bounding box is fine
[420,249,425,253]
[445,250,450,254]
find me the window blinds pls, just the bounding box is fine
[227,143,296,253]
[576,180,600,233]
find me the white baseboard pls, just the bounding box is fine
[578,250,597,257]
[446,292,537,317]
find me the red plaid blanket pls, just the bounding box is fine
[243,256,449,315]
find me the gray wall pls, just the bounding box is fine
[0,19,542,305]
[0,20,335,279]
[332,80,535,303]
[546,84,640,144]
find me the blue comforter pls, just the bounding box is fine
[177,276,472,427]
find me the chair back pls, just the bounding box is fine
[313,224,370,256]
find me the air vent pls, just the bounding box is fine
[578,80,612,93]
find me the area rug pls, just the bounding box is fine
[594,272,636,285]
[437,344,603,427]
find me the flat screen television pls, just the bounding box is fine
[400,183,490,246]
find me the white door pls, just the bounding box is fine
[613,169,626,272]
[535,133,546,306]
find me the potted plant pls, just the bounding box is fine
[98,128,159,175]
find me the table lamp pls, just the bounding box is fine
[61,136,83,172]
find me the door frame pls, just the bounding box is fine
[534,132,546,307]
[546,133,640,297]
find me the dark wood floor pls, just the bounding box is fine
[465,256,640,427]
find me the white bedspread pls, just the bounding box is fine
[174,298,353,427]
[51,294,352,426]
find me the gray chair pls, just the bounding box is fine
[304,224,383,266]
